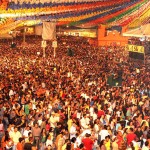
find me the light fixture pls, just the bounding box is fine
[9,31,13,35]
[139,36,145,42]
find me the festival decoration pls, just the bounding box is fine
[0,0,8,10]
[0,0,149,34]
[109,1,150,27]
[67,0,144,26]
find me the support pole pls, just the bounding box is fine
[22,26,27,46]
[43,47,46,58]
[23,26,26,44]
[54,47,56,58]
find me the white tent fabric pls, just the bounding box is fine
[123,24,150,38]
[35,25,42,36]
[0,33,13,39]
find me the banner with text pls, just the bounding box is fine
[125,44,145,53]
[42,22,56,40]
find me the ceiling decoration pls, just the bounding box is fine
[0,0,149,35]
[67,0,146,26]
[128,6,150,28]
[0,0,8,10]
[112,2,150,27]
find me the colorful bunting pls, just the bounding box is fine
[0,0,149,33]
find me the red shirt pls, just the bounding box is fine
[62,93,66,98]
[97,110,105,118]
[16,142,23,150]
[126,132,136,146]
[93,96,98,100]
[82,137,94,150]
[46,124,50,131]
[72,113,77,119]
[117,135,123,147]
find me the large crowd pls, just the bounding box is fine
[0,35,149,150]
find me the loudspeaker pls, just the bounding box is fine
[11,42,16,48]
[67,48,74,56]
[107,75,122,87]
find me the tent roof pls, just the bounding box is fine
[0,0,150,35]
[123,24,150,37]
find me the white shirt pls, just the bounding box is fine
[93,113,97,121]
[81,93,89,100]
[76,135,82,147]
[46,139,53,146]
[89,107,94,116]
[9,89,14,97]
[77,112,81,119]
[70,125,77,139]
[80,117,89,129]
[10,131,21,144]
[106,114,111,122]
[99,129,109,140]
[81,129,91,136]
[49,116,58,128]
[85,117,90,125]
[38,119,42,126]
[116,111,121,117]
[94,124,99,133]
[142,146,149,150]
[23,129,31,138]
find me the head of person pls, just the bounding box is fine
[104,125,107,130]
[34,123,38,128]
[14,126,18,132]
[129,127,134,133]
[112,136,117,142]
[145,141,149,147]
[85,133,91,138]
[105,135,110,142]
[19,137,25,143]
[100,140,106,148]
[66,142,72,150]
[79,143,84,149]
[71,137,76,143]
[28,132,32,137]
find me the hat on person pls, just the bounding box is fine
[86,114,90,117]
[118,130,124,134]
[142,96,148,99]
[51,112,55,115]
[139,101,144,106]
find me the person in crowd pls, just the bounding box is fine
[99,125,110,141]
[9,127,21,150]
[31,123,41,149]
[0,35,149,150]
[24,137,36,150]
[99,139,106,150]
[105,135,111,150]
[142,140,149,150]
[126,128,137,146]
[16,137,24,150]
[82,133,94,150]
[112,136,118,150]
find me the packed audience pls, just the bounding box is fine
[0,35,149,150]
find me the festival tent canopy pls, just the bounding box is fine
[123,23,150,37]
[0,0,150,35]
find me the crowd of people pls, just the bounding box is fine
[0,35,149,150]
